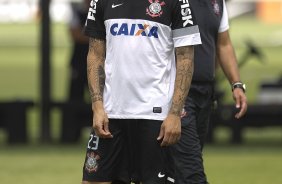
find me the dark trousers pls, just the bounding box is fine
[172,82,213,184]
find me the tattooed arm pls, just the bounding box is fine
[158,46,194,146]
[170,46,194,116]
[87,38,112,138]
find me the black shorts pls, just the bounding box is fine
[82,119,175,184]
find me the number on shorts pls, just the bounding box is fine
[87,134,99,150]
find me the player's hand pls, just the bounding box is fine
[157,114,181,146]
[233,88,247,119]
[92,101,113,138]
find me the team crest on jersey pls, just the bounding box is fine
[85,152,100,173]
[146,0,166,18]
[211,0,220,16]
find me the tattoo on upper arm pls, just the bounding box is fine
[87,38,106,102]
[170,46,194,116]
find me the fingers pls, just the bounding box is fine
[103,117,113,137]
[234,91,248,119]
[235,94,241,109]
[163,134,180,147]
[93,117,113,138]
[159,126,181,147]
[157,125,164,142]
[93,124,112,138]
[235,99,247,119]
[158,115,182,146]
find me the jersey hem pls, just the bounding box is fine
[108,114,166,121]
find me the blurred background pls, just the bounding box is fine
[0,0,282,183]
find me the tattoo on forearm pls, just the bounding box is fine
[87,38,106,103]
[88,65,105,102]
[98,66,105,94]
[170,46,194,116]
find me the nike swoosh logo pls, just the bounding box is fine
[158,172,165,178]
[112,3,123,8]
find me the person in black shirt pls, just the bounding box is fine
[172,0,248,183]
[68,0,90,101]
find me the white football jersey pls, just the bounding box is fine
[85,0,201,120]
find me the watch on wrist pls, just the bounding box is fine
[232,82,246,93]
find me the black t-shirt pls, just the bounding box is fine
[191,0,225,82]
[70,3,89,68]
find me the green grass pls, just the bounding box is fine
[0,145,85,184]
[205,144,282,184]
[1,143,282,184]
[1,15,282,184]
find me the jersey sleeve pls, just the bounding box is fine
[171,0,201,48]
[218,0,229,33]
[84,0,106,40]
